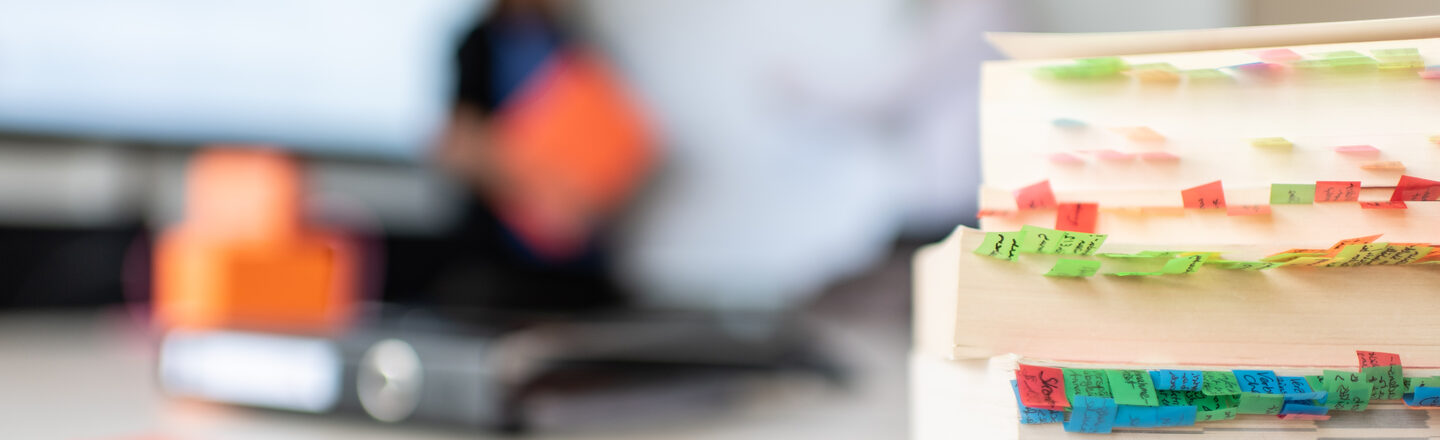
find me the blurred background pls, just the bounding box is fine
[2,1,1439,439]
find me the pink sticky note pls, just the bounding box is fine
[1048,153,1084,164]
[1181,181,1226,209]
[1254,48,1301,62]
[1095,149,1135,161]
[1138,151,1180,162]
[1335,145,1380,156]
[1391,175,1440,201]
[1226,205,1270,216]
[1014,180,1056,210]
[1421,69,1440,80]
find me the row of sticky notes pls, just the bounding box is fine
[1035,48,1433,84]
[1181,175,1440,212]
[1009,180,1101,233]
[1014,351,1440,434]
[974,225,1108,262]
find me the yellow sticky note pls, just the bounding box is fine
[1251,137,1293,149]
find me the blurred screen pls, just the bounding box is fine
[0,0,486,159]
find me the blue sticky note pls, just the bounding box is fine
[1404,386,1440,407]
[1052,118,1087,129]
[1277,376,1327,402]
[1115,405,1159,428]
[1234,370,1282,394]
[1156,406,1197,427]
[1064,396,1118,434]
[1011,380,1064,423]
[1281,402,1329,415]
[1151,370,1203,391]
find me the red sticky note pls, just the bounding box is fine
[1055,202,1099,233]
[1254,48,1301,62]
[1357,351,1401,368]
[1390,175,1440,202]
[1226,204,1270,216]
[1016,365,1069,410]
[1360,201,1407,210]
[1181,181,1226,209]
[1015,180,1056,210]
[1138,151,1180,162]
[1048,153,1084,164]
[1335,145,1380,156]
[1315,181,1361,202]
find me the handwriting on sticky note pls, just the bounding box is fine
[1063,396,1117,434]
[1155,406,1196,427]
[1016,365,1069,410]
[1233,370,1280,394]
[1202,371,1241,396]
[1315,181,1361,202]
[1151,370,1203,391]
[1114,405,1159,428]
[1327,235,1382,253]
[1211,260,1279,270]
[1196,408,1237,422]
[1065,369,1112,402]
[1357,350,1401,368]
[1269,184,1316,204]
[1055,202,1098,233]
[1159,254,1207,274]
[1326,381,1371,411]
[1362,365,1404,400]
[1011,381,1065,424]
[1390,175,1440,201]
[1106,369,1159,406]
[1015,180,1056,210]
[1360,201,1407,209]
[974,232,1021,261]
[1237,392,1284,415]
[1404,387,1440,407]
[1181,181,1225,209]
[1045,259,1100,277]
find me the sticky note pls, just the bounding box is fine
[1052,118,1087,129]
[1360,160,1405,171]
[1362,364,1404,400]
[1390,175,1440,201]
[1138,151,1179,162]
[1360,201,1407,210]
[1019,225,1064,254]
[1011,380,1065,423]
[1095,149,1135,161]
[1315,181,1361,202]
[1305,376,1325,392]
[1055,202,1098,233]
[1127,63,1181,83]
[1120,127,1165,143]
[1281,402,1329,415]
[1155,406,1197,427]
[1423,68,1440,80]
[1210,260,1279,270]
[1407,377,1440,393]
[1048,153,1084,164]
[974,231,1021,261]
[1282,256,1332,267]
[1277,376,1326,401]
[1183,69,1229,81]
[1335,145,1380,156]
[1251,137,1293,149]
[1064,368,1112,404]
[1372,48,1424,70]
[1237,392,1284,415]
[1114,405,1158,428]
[1279,413,1331,421]
[1269,184,1315,204]
[1357,350,1402,368]
[1056,231,1107,256]
[1151,370,1203,391]
[1224,205,1269,216]
[1326,235,1383,254]
[1181,181,1226,209]
[1254,48,1301,62]
[1405,387,1440,407]
[1106,369,1159,406]
[1234,370,1281,394]
[1036,57,1126,80]
[1326,381,1372,411]
[1014,180,1056,210]
[1108,271,1165,277]
[1063,396,1117,434]
[1159,254,1207,274]
[1016,365,1069,410]
[1196,408,1236,422]
[1324,369,1362,385]
[1202,371,1241,396]
[1044,259,1100,277]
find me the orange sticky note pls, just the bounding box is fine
[1120,127,1165,143]
[1315,181,1361,202]
[1015,180,1056,210]
[1327,234,1383,254]
[1056,202,1099,233]
[1361,161,1406,171]
[1391,175,1440,202]
[1138,152,1180,162]
[1335,145,1380,156]
[1226,205,1270,216]
[1181,181,1226,209]
[1361,201,1407,209]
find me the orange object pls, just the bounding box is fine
[154,148,356,334]
[492,49,655,259]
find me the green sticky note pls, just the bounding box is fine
[1270,184,1316,204]
[1044,259,1100,277]
[1237,392,1284,415]
[974,231,1021,261]
[1324,369,1363,384]
[1105,369,1159,406]
[1107,271,1166,277]
[1363,365,1405,400]
[1260,251,1326,263]
[1056,231,1107,256]
[1327,381,1372,411]
[1210,260,1280,271]
[1064,368,1112,404]
[1018,225,1063,254]
[1202,371,1241,396]
[1183,69,1228,81]
[1305,375,1325,393]
[1408,376,1440,393]
[1159,254,1208,274]
[1196,408,1237,422]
